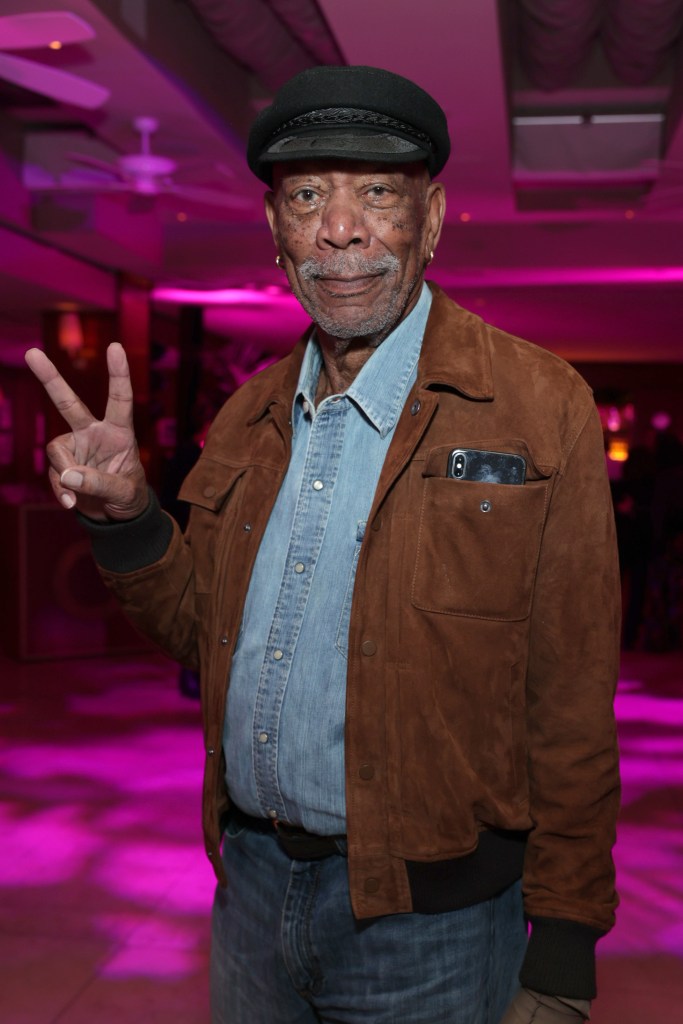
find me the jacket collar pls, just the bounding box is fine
[416,283,494,400]
[247,280,494,425]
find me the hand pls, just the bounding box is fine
[25,343,148,522]
[499,987,591,1023]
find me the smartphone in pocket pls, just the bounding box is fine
[446,448,526,485]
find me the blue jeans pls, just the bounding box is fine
[210,819,527,1024]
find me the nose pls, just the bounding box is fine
[316,191,370,249]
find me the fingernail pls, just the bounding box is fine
[61,469,84,489]
[61,494,75,509]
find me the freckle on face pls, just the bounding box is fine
[269,161,433,343]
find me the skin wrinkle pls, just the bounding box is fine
[264,159,445,398]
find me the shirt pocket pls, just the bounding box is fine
[411,441,552,621]
[178,458,247,594]
[335,520,367,659]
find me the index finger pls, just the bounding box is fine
[24,347,96,431]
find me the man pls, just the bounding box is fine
[26,66,620,1024]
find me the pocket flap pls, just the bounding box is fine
[178,458,246,512]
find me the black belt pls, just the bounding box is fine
[230,805,347,860]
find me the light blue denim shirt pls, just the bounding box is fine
[224,283,432,833]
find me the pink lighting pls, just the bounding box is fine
[651,411,672,431]
[152,286,297,306]
[436,265,683,288]
[0,644,681,1014]
[57,310,84,359]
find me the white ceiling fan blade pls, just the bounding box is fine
[0,52,109,109]
[67,152,121,177]
[165,184,254,210]
[0,11,95,49]
[27,179,132,194]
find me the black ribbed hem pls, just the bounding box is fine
[77,488,174,573]
[520,916,604,999]
[405,828,527,912]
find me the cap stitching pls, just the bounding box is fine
[271,108,434,150]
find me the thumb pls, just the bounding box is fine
[60,465,148,520]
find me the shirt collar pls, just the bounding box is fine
[294,282,432,438]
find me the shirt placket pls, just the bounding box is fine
[252,398,348,821]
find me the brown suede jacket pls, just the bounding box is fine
[91,285,621,999]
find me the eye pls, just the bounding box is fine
[291,187,320,204]
[362,183,397,205]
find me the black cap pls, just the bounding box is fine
[247,65,451,185]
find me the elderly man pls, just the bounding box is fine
[26,66,620,1024]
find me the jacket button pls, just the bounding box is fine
[243,522,252,531]
[361,640,377,656]
[410,400,421,415]
[206,849,214,859]
[359,764,375,780]
[220,635,229,645]
[364,877,380,894]
[480,500,492,513]
[203,486,216,498]
[206,746,215,756]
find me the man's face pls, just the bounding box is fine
[265,161,445,347]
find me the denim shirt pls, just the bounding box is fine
[224,284,432,833]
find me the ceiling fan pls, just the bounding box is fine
[27,115,254,211]
[0,10,109,109]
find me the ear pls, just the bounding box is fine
[264,191,279,249]
[424,181,446,257]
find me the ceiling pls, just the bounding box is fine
[0,0,682,368]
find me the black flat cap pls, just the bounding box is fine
[247,65,450,185]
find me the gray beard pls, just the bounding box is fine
[296,252,413,349]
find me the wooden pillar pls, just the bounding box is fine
[41,308,117,445]
[176,305,204,446]
[117,274,153,479]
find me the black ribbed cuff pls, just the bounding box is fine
[77,488,174,573]
[520,916,604,999]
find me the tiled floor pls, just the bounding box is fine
[1,647,682,1023]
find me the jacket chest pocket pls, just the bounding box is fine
[178,458,247,594]
[411,443,552,621]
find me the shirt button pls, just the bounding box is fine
[294,562,305,573]
[268,809,278,819]
[312,479,324,491]
[361,640,377,656]
[258,732,269,744]
[273,649,284,661]
[359,764,375,780]
[303,400,310,414]
[364,877,380,894]
[410,399,421,416]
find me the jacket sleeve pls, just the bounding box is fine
[83,488,203,669]
[521,400,621,998]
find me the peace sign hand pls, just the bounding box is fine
[25,342,149,523]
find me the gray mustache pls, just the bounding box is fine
[298,253,401,280]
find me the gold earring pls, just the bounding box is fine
[275,255,283,269]
[428,250,435,263]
